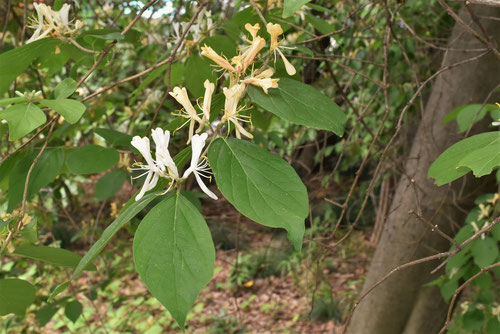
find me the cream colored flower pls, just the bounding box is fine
[196,80,215,132]
[201,44,236,72]
[266,22,296,76]
[241,69,279,94]
[245,23,260,40]
[242,36,266,72]
[169,86,203,144]
[221,84,253,139]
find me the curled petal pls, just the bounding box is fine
[266,23,283,51]
[245,23,260,40]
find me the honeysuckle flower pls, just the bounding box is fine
[201,45,236,72]
[130,136,161,201]
[266,22,296,76]
[221,83,253,139]
[478,203,491,220]
[151,128,179,180]
[241,69,279,94]
[197,80,215,132]
[245,23,260,40]
[27,3,84,44]
[130,129,179,201]
[242,36,265,72]
[169,86,203,144]
[182,133,218,200]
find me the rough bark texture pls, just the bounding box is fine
[346,5,500,334]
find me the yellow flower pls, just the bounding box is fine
[266,23,282,52]
[266,22,296,76]
[242,36,266,72]
[245,23,260,40]
[201,44,236,72]
[241,69,279,94]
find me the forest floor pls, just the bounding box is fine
[4,180,374,333]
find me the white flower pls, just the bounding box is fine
[182,133,218,200]
[131,136,161,201]
[130,128,179,201]
[26,3,84,44]
[151,128,179,180]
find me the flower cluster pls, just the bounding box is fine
[131,128,216,201]
[131,22,295,200]
[26,3,83,44]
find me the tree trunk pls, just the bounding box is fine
[346,5,500,334]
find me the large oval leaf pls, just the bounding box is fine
[8,148,65,212]
[428,132,500,185]
[208,137,308,249]
[39,99,86,124]
[133,193,215,328]
[0,279,36,315]
[66,145,119,174]
[0,103,46,141]
[248,78,345,136]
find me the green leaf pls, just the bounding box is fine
[95,169,127,200]
[471,237,498,268]
[208,138,308,250]
[458,134,500,177]
[66,145,119,174]
[283,0,312,18]
[201,35,238,58]
[12,244,96,270]
[0,279,36,315]
[94,128,133,148]
[48,191,160,301]
[248,78,345,136]
[293,45,314,56]
[173,146,192,171]
[463,308,484,331]
[487,318,500,334]
[428,132,500,185]
[440,279,457,302]
[304,13,335,35]
[8,148,65,212]
[0,103,46,141]
[185,56,217,97]
[0,38,61,95]
[65,300,82,323]
[54,78,78,99]
[36,304,59,326]
[443,104,496,133]
[133,193,215,328]
[39,99,86,124]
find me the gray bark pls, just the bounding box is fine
[346,5,500,334]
